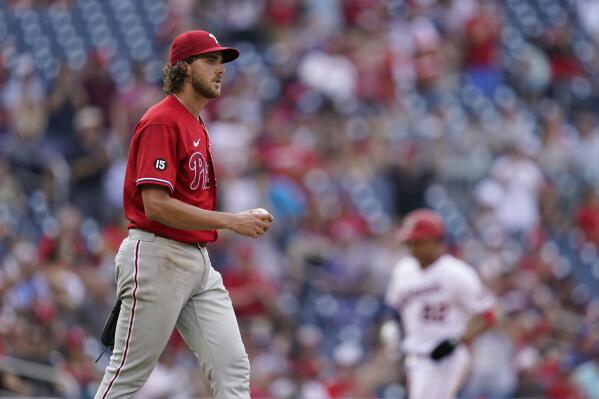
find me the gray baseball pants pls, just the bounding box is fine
[95,229,250,399]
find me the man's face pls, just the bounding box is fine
[188,52,225,99]
[405,238,441,264]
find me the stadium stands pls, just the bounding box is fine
[1,0,599,397]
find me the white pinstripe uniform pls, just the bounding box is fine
[385,254,495,399]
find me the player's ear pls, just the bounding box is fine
[183,62,192,78]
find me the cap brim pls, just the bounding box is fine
[195,46,239,63]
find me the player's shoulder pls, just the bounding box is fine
[391,256,420,277]
[437,254,468,268]
[437,254,480,279]
[138,96,182,129]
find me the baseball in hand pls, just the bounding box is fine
[250,208,270,215]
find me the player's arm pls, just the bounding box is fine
[381,265,405,350]
[141,185,273,237]
[430,264,496,361]
[379,304,403,351]
[461,308,496,345]
[430,308,496,361]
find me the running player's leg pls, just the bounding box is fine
[445,346,471,398]
[406,348,471,399]
[176,249,250,399]
[95,234,191,399]
[406,355,434,399]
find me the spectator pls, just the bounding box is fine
[61,327,99,399]
[80,51,116,128]
[221,242,279,321]
[325,341,364,398]
[572,108,599,185]
[46,64,87,151]
[67,107,111,222]
[462,0,502,96]
[490,143,545,235]
[574,186,599,246]
[37,205,88,267]
[110,63,161,143]
[573,346,599,399]
[383,142,432,217]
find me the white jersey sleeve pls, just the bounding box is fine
[385,264,402,308]
[449,260,495,315]
[384,257,417,308]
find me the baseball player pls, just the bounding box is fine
[95,30,273,399]
[384,209,496,399]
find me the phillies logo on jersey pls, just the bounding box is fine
[189,152,210,190]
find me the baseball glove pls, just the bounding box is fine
[100,299,121,351]
[430,338,459,361]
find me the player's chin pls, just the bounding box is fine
[203,85,221,99]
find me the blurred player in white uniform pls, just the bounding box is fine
[385,209,496,399]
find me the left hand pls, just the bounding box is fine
[430,338,460,361]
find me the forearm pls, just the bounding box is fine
[430,310,496,361]
[461,310,495,344]
[146,194,234,231]
[142,186,272,237]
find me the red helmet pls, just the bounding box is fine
[397,209,445,242]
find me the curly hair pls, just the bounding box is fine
[161,55,201,94]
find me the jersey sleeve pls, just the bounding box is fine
[135,124,178,193]
[385,264,404,308]
[452,265,495,315]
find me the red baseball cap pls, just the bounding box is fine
[397,209,445,242]
[169,30,239,66]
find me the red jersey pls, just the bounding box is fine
[123,95,218,243]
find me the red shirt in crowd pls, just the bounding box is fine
[222,266,277,317]
[464,13,500,68]
[123,95,218,243]
[575,202,599,245]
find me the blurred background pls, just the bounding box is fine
[1,0,599,397]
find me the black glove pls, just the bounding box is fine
[430,338,459,361]
[100,299,122,351]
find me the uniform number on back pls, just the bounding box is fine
[422,302,448,323]
[154,159,167,171]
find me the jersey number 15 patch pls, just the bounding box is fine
[154,159,167,171]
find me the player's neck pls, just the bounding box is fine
[173,89,209,119]
[418,253,442,269]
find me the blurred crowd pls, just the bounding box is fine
[2,0,599,397]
